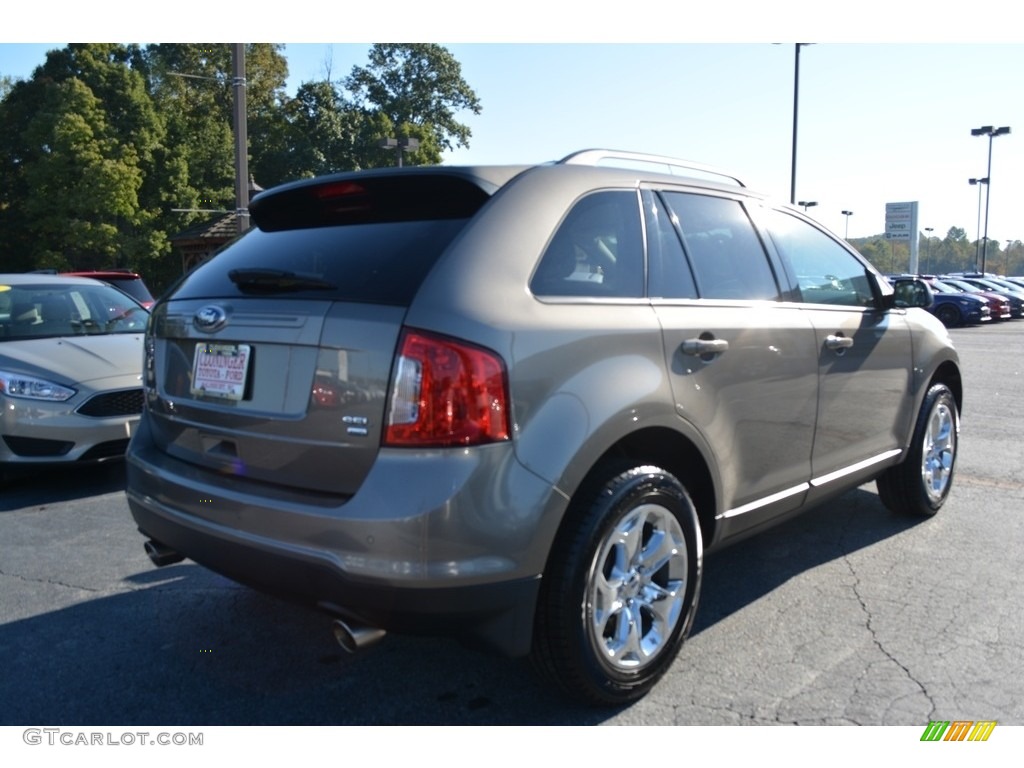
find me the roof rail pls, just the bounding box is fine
[558,149,746,187]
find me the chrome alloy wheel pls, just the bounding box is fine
[922,399,957,504]
[586,502,689,673]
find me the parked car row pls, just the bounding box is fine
[889,272,1024,327]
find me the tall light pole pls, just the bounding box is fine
[971,125,1010,274]
[798,200,817,213]
[841,210,853,240]
[924,227,934,273]
[969,177,988,272]
[789,44,812,205]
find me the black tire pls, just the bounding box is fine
[934,304,961,328]
[877,383,959,517]
[532,463,702,705]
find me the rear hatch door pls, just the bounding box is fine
[145,171,511,496]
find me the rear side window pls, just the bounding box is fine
[765,210,877,308]
[169,174,492,306]
[645,192,697,299]
[531,190,644,298]
[661,192,780,301]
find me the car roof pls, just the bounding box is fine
[2,273,111,287]
[63,270,143,280]
[250,149,765,206]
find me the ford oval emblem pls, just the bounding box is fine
[193,305,228,333]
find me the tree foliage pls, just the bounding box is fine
[0,43,480,293]
[851,229,1023,276]
[345,43,481,156]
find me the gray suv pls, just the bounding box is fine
[126,150,961,705]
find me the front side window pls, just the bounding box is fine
[531,190,644,298]
[765,210,877,308]
[661,192,780,301]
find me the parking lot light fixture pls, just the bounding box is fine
[841,210,853,239]
[971,125,1011,273]
[379,136,420,167]
[798,200,818,213]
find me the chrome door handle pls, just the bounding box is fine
[681,338,729,357]
[825,334,854,350]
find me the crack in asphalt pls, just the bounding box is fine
[842,555,937,721]
[0,566,101,593]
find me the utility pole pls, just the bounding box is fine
[232,44,249,234]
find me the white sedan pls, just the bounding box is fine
[0,274,148,479]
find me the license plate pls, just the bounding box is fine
[191,343,251,400]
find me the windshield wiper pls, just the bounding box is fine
[228,268,337,292]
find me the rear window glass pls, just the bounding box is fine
[661,192,780,301]
[169,218,471,305]
[531,190,644,298]
[105,277,154,303]
[170,173,492,305]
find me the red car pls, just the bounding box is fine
[62,270,156,309]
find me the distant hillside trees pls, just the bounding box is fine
[851,226,1021,276]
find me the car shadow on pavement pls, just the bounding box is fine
[692,486,923,634]
[1,486,925,726]
[0,462,128,512]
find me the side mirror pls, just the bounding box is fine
[891,278,934,309]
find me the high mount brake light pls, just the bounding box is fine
[313,181,367,199]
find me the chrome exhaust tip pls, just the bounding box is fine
[144,539,185,567]
[331,618,386,653]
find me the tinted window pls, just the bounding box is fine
[0,282,147,340]
[765,210,877,308]
[168,218,470,306]
[661,192,779,301]
[105,277,155,304]
[531,191,644,298]
[645,192,697,299]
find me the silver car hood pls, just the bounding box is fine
[0,334,144,385]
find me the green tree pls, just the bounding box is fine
[142,44,288,211]
[345,43,480,163]
[0,43,173,279]
[0,42,483,286]
[258,79,358,181]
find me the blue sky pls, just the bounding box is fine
[3,6,1024,246]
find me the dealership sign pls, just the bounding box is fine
[885,201,918,241]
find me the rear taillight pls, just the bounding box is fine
[385,329,510,447]
[143,334,156,398]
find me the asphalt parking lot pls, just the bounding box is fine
[1,321,1022,726]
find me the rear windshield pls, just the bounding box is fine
[106,277,155,304]
[168,172,491,305]
[169,218,472,305]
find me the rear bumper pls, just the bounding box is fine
[125,419,557,656]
